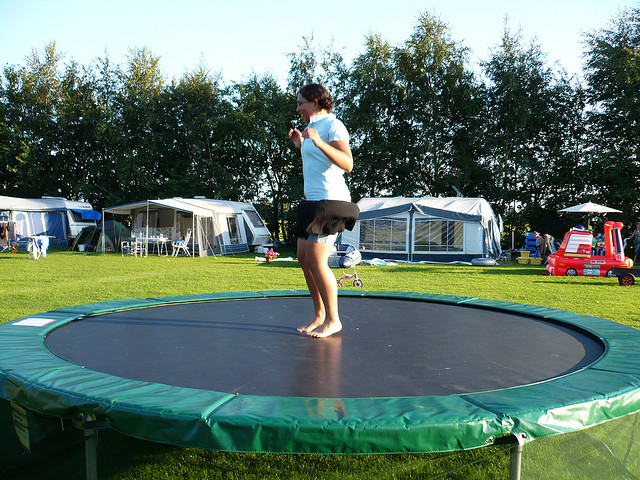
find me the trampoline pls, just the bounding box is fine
[2,290,640,479]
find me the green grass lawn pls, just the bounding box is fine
[2,249,640,479]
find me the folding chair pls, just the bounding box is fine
[120,240,131,256]
[132,239,147,257]
[172,229,192,257]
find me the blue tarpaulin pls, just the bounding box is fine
[71,209,101,221]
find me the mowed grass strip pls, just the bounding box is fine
[2,249,640,479]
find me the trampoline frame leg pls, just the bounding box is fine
[509,434,526,480]
[75,414,108,480]
[84,427,98,480]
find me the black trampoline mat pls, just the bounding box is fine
[45,296,604,398]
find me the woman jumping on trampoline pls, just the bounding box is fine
[289,83,359,338]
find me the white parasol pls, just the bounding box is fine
[558,201,622,214]
[558,202,622,228]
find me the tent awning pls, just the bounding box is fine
[357,197,490,224]
[104,199,214,217]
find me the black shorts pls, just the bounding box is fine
[293,200,360,239]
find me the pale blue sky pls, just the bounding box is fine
[0,0,637,84]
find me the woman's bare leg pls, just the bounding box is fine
[296,237,326,333]
[302,240,342,338]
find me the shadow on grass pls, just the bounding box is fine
[1,399,512,480]
[362,264,546,276]
[533,277,622,287]
[3,428,511,480]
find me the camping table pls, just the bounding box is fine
[141,237,169,256]
[154,237,169,256]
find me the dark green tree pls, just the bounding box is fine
[161,66,244,200]
[234,74,299,240]
[482,25,559,240]
[55,62,103,202]
[2,42,64,197]
[342,33,404,199]
[583,7,640,226]
[84,54,125,208]
[528,77,591,237]
[115,47,166,202]
[286,35,348,102]
[393,11,485,197]
[0,69,30,193]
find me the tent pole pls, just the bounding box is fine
[512,198,516,250]
[145,201,149,257]
[408,209,414,263]
[101,209,105,255]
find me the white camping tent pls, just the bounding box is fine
[340,197,502,262]
[0,195,100,248]
[104,198,269,256]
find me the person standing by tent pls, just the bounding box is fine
[288,83,359,338]
[631,222,640,263]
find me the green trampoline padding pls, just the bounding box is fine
[1,290,640,454]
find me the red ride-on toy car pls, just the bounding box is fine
[546,221,633,276]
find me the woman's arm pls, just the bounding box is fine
[303,128,353,173]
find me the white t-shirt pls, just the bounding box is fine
[301,113,351,201]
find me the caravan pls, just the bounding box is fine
[0,195,100,248]
[59,198,103,239]
[234,201,272,248]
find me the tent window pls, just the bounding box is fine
[226,216,241,244]
[177,213,193,239]
[135,210,159,231]
[359,218,407,252]
[414,219,463,252]
[14,213,27,241]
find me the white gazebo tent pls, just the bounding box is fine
[103,199,217,257]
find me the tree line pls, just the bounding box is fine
[1,9,639,245]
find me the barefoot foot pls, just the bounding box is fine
[308,320,342,338]
[297,314,325,333]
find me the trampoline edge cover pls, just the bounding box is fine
[1,290,640,454]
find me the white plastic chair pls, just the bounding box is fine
[28,236,49,259]
[132,239,147,257]
[171,229,192,257]
[27,239,40,259]
[121,240,131,256]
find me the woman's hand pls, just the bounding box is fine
[288,128,303,149]
[302,127,320,145]
[303,128,353,173]
[291,127,353,173]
